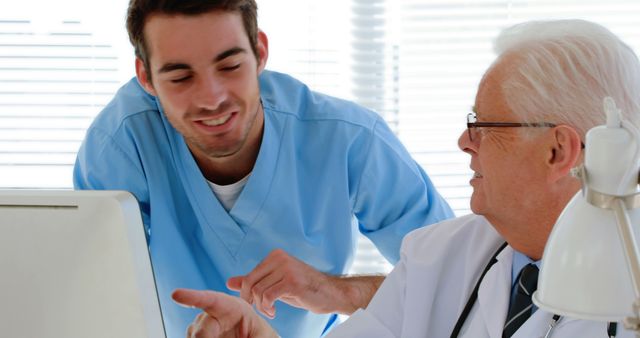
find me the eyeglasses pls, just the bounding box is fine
[466,112,557,142]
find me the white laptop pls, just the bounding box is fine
[0,190,166,338]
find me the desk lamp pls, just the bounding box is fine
[532,97,640,336]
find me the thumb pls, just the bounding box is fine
[226,276,244,291]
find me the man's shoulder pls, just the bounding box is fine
[259,70,381,128]
[90,77,161,134]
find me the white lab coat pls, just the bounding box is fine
[328,214,634,337]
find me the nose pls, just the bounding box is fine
[458,128,477,155]
[195,74,228,111]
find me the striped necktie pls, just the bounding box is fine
[502,263,539,338]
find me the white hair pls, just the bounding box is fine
[493,19,640,138]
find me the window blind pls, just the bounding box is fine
[0,19,120,188]
[0,0,131,188]
[259,0,352,100]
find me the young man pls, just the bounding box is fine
[173,19,640,338]
[73,1,453,337]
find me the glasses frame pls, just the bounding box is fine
[466,112,557,142]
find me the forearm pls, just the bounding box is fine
[227,250,388,318]
[327,274,386,315]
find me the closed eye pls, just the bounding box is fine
[220,64,241,72]
[170,75,192,83]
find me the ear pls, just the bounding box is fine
[546,125,583,181]
[135,57,158,96]
[255,30,269,74]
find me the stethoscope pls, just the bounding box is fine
[449,242,618,338]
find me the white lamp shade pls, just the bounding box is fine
[533,191,640,322]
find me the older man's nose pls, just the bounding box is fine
[458,128,477,155]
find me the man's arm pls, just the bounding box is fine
[227,249,384,318]
[352,118,454,263]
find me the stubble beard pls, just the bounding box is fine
[184,102,261,160]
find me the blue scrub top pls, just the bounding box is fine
[74,70,453,338]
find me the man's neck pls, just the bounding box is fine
[196,146,260,185]
[488,215,551,261]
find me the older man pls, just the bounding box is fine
[171,19,640,338]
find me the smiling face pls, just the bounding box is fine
[136,10,267,161]
[457,59,551,232]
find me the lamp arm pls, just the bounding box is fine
[612,198,640,333]
[599,97,640,195]
[618,120,640,195]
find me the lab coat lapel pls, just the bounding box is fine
[477,245,513,338]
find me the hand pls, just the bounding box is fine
[227,249,385,318]
[171,288,278,338]
[227,249,330,318]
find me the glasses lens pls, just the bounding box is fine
[467,113,476,141]
[467,113,476,123]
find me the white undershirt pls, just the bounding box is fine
[207,173,251,212]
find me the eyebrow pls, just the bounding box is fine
[157,47,248,74]
[158,62,190,74]
[214,47,247,62]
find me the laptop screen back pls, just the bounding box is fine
[0,190,166,338]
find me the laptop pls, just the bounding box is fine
[0,190,166,338]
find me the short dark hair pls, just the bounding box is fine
[126,0,259,78]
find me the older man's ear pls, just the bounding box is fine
[546,125,583,182]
